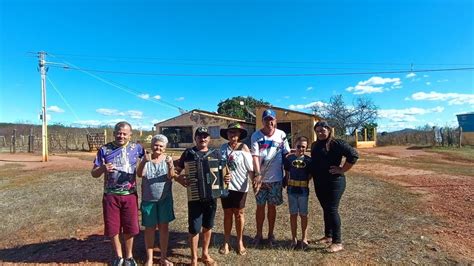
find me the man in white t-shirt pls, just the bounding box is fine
[250,109,290,247]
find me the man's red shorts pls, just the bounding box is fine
[102,193,139,237]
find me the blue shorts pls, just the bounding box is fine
[255,181,283,206]
[188,199,217,234]
[141,196,175,227]
[288,193,309,215]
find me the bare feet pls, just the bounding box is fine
[327,243,344,253]
[159,258,174,266]
[201,256,217,266]
[317,236,332,244]
[237,242,247,255]
[218,243,230,255]
[300,240,309,250]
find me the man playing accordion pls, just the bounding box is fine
[175,126,230,266]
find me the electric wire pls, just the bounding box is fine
[49,52,474,66]
[48,54,188,113]
[48,64,474,77]
[46,76,91,134]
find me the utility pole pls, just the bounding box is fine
[39,51,48,162]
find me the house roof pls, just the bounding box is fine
[154,109,251,126]
[255,104,323,119]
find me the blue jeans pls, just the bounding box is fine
[314,175,346,244]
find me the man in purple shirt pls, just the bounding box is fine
[91,121,144,266]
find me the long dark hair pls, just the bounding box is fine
[313,121,334,151]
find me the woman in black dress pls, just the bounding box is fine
[309,121,359,253]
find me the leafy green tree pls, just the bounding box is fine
[217,96,269,123]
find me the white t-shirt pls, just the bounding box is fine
[250,129,290,183]
[220,143,254,192]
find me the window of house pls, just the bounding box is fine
[161,126,193,145]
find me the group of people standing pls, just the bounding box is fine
[91,109,358,266]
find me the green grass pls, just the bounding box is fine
[423,146,474,163]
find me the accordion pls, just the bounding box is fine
[184,150,228,201]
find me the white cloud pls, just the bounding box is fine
[346,76,402,95]
[437,79,448,83]
[72,119,127,128]
[423,75,429,78]
[138,94,150,100]
[175,97,185,101]
[426,82,431,86]
[288,101,326,110]
[410,91,474,105]
[283,96,290,99]
[126,110,143,119]
[306,86,313,91]
[96,108,144,119]
[47,105,64,113]
[153,95,161,100]
[406,73,416,78]
[96,108,120,116]
[379,106,444,122]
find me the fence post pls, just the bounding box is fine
[65,133,69,154]
[459,127,463,148]
[373,127,377,143]
[11,129,16,153]
[355,129,358,147]
[28,128,34,153]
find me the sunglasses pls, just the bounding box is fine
[296,145,306,149]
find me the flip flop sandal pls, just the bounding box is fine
[237,248,247,256]
[201,257,217,266]
[218,245,230,255]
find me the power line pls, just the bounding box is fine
[49,52,474,66]
[46,76,91,134]
[49,65,474,77]
[47,54,188,113]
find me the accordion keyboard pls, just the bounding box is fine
[185,161,200,201]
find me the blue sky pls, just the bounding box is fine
[1,0,473,132]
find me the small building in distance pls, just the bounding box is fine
[255,105,323,148]
[154,109,255,149]
[457,112,474,145]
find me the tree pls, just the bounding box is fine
[217,96,270,123]
[311,94,378,136]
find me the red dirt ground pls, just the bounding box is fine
[352,146,474,260]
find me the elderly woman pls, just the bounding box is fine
[309,121,358,253]
[137,134,175,266]
[219,122,254,255]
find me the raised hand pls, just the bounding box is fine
[144,149,152,161]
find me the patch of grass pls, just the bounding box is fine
[424,146,474,163]
[0,160,470,264]
[0,170,103,246]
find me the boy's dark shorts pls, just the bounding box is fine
[188,199,217,234]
